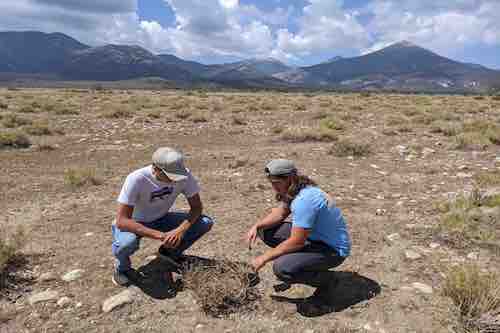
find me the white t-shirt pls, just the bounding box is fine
[117,165,200,223]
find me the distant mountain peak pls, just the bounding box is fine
[390,40,419,48]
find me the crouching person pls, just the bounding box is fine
[112,147,214,286]
[246,159,350,303]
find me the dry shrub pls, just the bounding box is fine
[54,107,79,115]
[0,102,8,109]
[0,226,25,288]
[104,108,133,119]
[320,117,345,131]
[64,168,103,188]
[281,128,338,143]
[443,264,500,333]
[232,116,247,125]
[25,122,52,136]
[330,138,372,157]
[0,132,31,149]
[430,121,462,136]
[191,113,208,123]
[2,114,32,128]
[437,189,500,248]
[182,259,259,317]
[475,170,500,187]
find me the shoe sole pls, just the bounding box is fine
[111,275,130,287]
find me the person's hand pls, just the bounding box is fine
[251,255,267,272]
[246,225,259,250]
[161,228,185,249]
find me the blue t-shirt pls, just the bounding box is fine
[290,186,351,257]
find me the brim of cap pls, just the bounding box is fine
[159,167,188,182]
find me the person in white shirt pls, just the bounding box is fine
[112,147,214,287]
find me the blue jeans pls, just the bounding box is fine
[112,212,214,272]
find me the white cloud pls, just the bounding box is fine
[273,0,370,60]
[364,0,500,56]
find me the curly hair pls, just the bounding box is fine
[275,174,317,203]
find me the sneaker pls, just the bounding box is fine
[112,269,134,287]
[273,282,291,292]
[158,246,182,271]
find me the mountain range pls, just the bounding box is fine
[1,31,500,92]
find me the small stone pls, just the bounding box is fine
[39,272,56,282]
[29,290,59,305]
[456,172,472,178]
[422,148,436,157]
[467,252,478,260]
[412,282,433,294]
[405,250,422,260]
[363,323,373,331]
[57,297,71,307]
[76,302,83,308]
[376,208,386,216]
[385,233,400,243]
[62,269,85,282]
[84,232,94,237]
[429,242,441,249]
[102,289,134,313]
[196,324,205,330]
[145,255,157,261]
[304,330,314,333]
[370,164,379,169]
[400,286,414,292]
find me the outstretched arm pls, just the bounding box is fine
[246,206,290,248]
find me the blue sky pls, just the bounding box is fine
[1,0,500,68]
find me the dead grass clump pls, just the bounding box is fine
[0,102,8,109]
[437,189,500,248]
[281,128,338,143]
[475,170,500,187]
[0,226,25,287]
[182,260,259,317]
[103,108,133,119]
[232,116,247,125]
[25,122,52,136]
[175,110,192,120]
[454,132,491,150]
[443,264,500,333]
[0,132,31,149]
[329,139,372,157]
[191,113,208,123]
[2,114,32,128]
[320,117,345,131]
[64,168,103,188]
[18,105,37,113]
[54,107,79,115]
[430,121,462,136]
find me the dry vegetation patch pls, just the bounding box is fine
[0,132,31,149]
[182,259,260,317]
[64,167,103,188]
[443,264,500,333]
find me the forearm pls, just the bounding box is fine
[177,206,202,233]
[118,218,163,240]
[255,208,288,230]
[261,239,304,263]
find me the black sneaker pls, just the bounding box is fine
[158,246,182,271]
[273,282,291,292]
[112,269,136,287]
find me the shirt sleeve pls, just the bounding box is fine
[117,173,141,206]
[182,172,201,198]
[291,191,321,229]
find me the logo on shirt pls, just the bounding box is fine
[150,186,174,202]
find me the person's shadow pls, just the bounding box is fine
[133,255,217,300]
[270,271,381,317]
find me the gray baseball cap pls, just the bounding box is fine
[265,159,297,177]
[152,147,189,181]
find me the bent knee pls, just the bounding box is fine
[115,235,139,255]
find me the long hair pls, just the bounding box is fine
[276,174,317,203]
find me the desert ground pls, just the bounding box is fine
[1,88,500,332]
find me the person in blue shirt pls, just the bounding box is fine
[246,159,351,301]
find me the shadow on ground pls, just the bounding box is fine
[0,254,40,303]
[271,271,381,317]
[134,255,217,300]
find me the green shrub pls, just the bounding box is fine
[0,132,31,149]
[281,128,338,143]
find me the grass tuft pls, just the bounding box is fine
[64,168,103,188]
[0,132,31,149]
[0,226,25,287]
[329,139,372,157]
[443,264,500,333]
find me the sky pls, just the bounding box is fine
[1,0,500,69]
